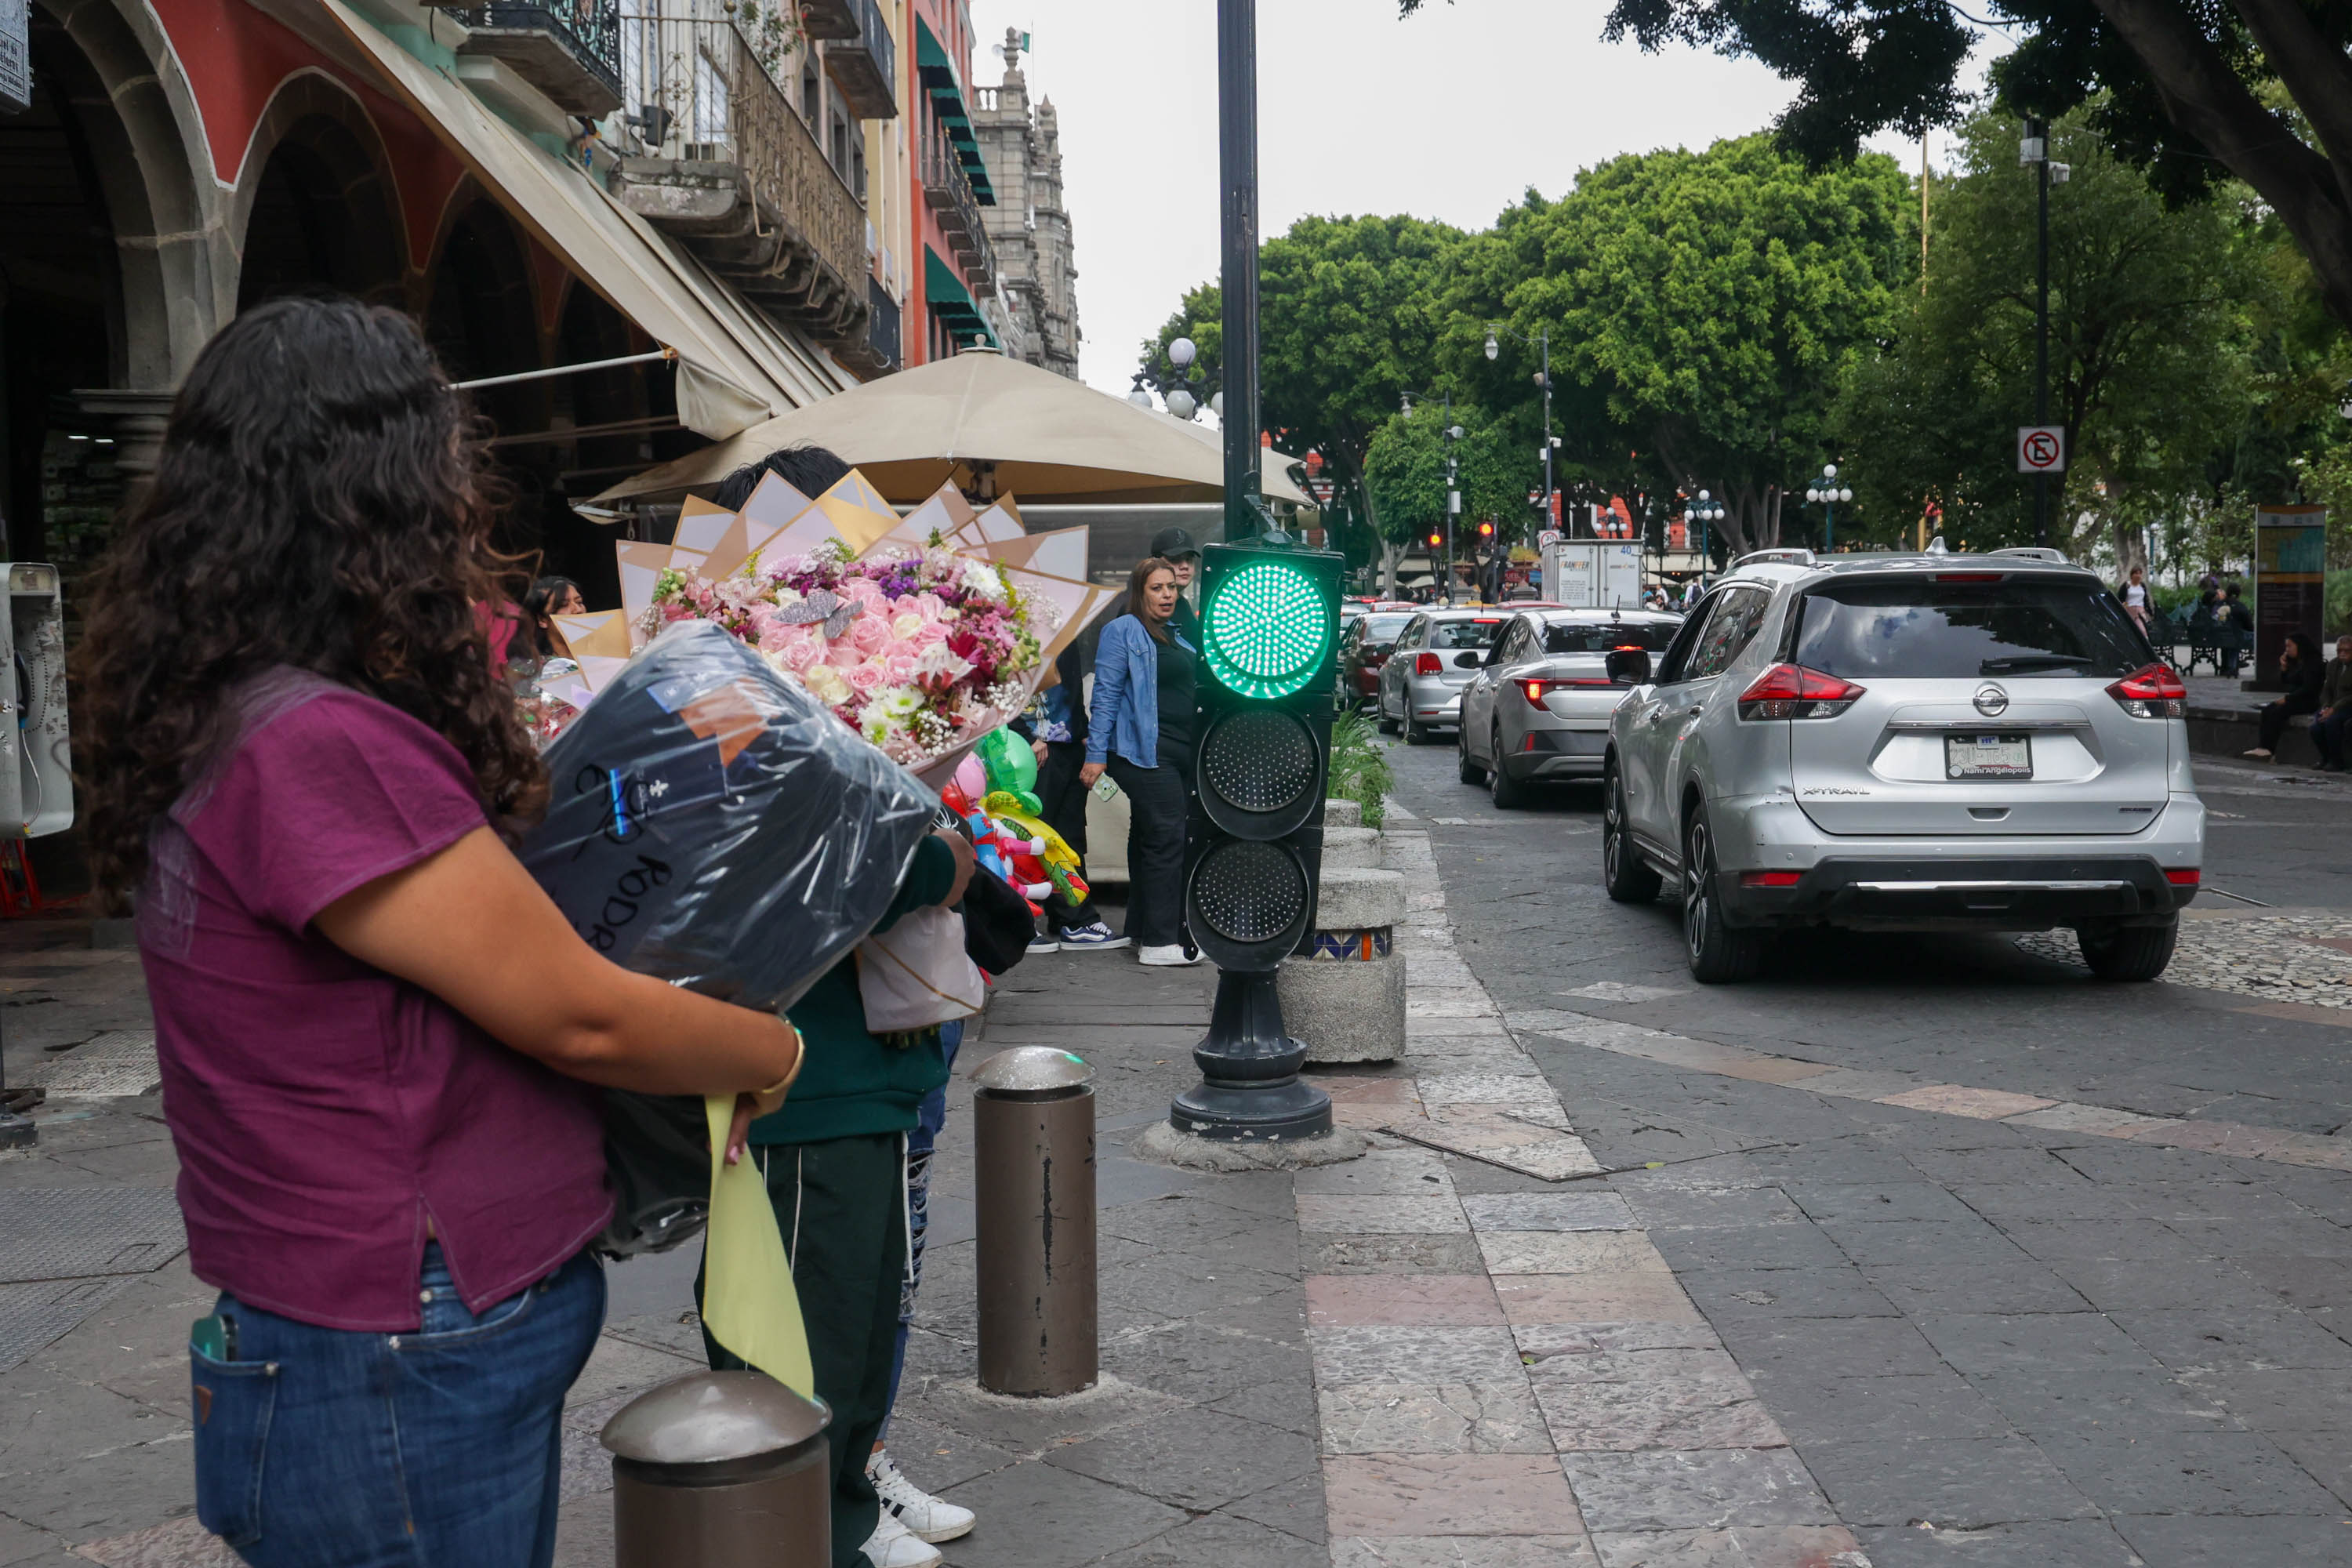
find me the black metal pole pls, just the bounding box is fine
[2034,128,2050,550]
[1540,330,1553,527]
[1443,394,1456,606]
[1218,0,1261,543]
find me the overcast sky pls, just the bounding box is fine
[968,0,2003,397]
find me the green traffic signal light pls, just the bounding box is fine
[1200,557,1334,700]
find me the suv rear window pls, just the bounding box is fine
[1541,621,1678,653]
[1361,614,1413,642]
[1429,619,1504,649]
[1791,577,2151,679]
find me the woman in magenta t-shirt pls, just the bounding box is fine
[73,298,804,1568]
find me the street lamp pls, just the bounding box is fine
[1130,336,1211,421]
[1686,490,1725,589]
[1402,389,1465,605]
[1804,464,1853,553]
[2019,121,2069,550]
[1484,323,1559,533]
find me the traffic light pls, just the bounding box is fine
[1477,521,1494,539]
[1426,531,1441,548]
[1172,539,1344,1140]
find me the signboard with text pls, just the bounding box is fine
[0,0,27,114]
[2252,504,2327,690]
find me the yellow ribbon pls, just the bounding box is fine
[697,1095,815,1396]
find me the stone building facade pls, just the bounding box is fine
[969,30,1080,379]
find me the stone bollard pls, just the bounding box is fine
[601,1370,831,1566]
[1321,825,1381,870]
[1323,796,1363,829]
[1280,865,1408,1064]
[974,1047,1098,1396]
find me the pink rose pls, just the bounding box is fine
[781,634,825,673]
[845,661,887,695]
[849,614,891,655]
[838,578,885,608]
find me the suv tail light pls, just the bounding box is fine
[1521,677,1614,708]
[2165,867,2201,886]
[2107,663,2186,718]
[1414,652,1443,676]
[1737,664,1866,720]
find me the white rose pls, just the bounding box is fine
[804,664,851,706]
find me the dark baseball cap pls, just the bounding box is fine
[1149,526,1200,561]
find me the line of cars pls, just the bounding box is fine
[1348,548,2203,986]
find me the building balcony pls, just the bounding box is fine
[441,0,623,116]
[815,0,894,119]
[612,12,880,364]
[920,140,995,297]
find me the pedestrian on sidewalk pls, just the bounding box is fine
[2118,565,2151,632]
[701,442,981,1568]
[2218,583,2252,677]
[1081,557,1202,966]
[2313,635,2352,771]
[1011,597,1126,953]
[1149,524,1203,645]
[72,297,802,1568]
[2245,632,2324,760]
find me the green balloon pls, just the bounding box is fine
[976,728,1042,815]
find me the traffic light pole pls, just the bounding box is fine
[1218,0,1261,543]
[2034,134,2050,551]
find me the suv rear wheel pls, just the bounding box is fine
[1403,708,1431,745]
[1682,808,1766,983]
[1376,691,1399,735]
[2076,920,2177,982]
[1457,727,1486,784]
[1602,762,1661,903]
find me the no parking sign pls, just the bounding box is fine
[2016,425,2066,473]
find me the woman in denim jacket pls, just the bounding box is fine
[1079,557,1203,964]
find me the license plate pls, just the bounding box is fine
[1946,733,2031,779]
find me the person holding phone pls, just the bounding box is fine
[1080,557,1200,966]
[74,298,803,1568]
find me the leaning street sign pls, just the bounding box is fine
[2017,425,2066,474]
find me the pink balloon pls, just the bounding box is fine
[955,755,988,801]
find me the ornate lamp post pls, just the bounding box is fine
[1805,465,1853,553]
[1688,491,1725,589]
[1484,324,1559,532]
[1129,336,1222,422]
[1401,390,1464,605]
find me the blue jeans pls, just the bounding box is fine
[882,1018,961,1437]
[191,1243,604,1568]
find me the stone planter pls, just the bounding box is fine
[1281,864,1407,1064]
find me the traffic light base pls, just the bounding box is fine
[1133,1117,1367,1172]
[1169,967,1334,1142]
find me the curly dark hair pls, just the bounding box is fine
[74,296,547,906]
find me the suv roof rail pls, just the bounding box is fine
[1988,546,2071,563]
[1730,548,1817,568]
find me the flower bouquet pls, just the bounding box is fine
[560,468,1111,786]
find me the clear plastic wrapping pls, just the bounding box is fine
[519,620,939,1254]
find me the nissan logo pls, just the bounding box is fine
[1973,684,2010,717]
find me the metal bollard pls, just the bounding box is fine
[973,1046,1097,1396]
[600,1370,831,1566]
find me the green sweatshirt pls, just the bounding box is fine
[752,834,956,1145]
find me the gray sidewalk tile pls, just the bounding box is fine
[2048,1255,2306,1315]
[1312,1325,1525,1385]
[1756,1373,2013,1446]
[1323,1453,1585,1536]
[1817,1219,2033,1269]
[1911,1312,2164,1377]
[2107,1305,2352,1372]
[1588,1524,1866,1568]
[2039,1430,2345,1516]
[1851,1518,2143,1567]
[1533,1377,1786,1452]
[1223,1468,1329,1543]
[1332,1536,1599,1567]
[1785,1182,1982,1225]
[2111,1513,2352,1566]
[1559,1449,1834,1532]
[1798,1437,2102,1527]
[1672,1266,1903,1323]
[1044,1404,1319,1512]
[1318,1381,1552,1455]
[1860,1261,2090,1315]
[1090,1512,1326,1568]
[1296,1195,1470,1235]
[1475,1231,1671,1276]
[1458,1193,1636,1232]
[1969,1369,2241,1436]
[934,1460,1189,1568]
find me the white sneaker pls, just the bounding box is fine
[1058,922,1131,952]
[869,1449,975,1544]
[859,1510,945,1567]
[1138,944,1203,966]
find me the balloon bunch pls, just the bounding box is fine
[942,731,1091,915]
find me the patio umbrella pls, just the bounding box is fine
[586,349,1313,509]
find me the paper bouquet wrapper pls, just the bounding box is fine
[583,471,1117,787]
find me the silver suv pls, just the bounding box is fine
[1602,550,2203,984]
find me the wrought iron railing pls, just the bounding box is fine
[920,136,996,292]
[616,5,866,293]
[866,276,901,369]
[446,0,623,103]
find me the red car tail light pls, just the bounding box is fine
[1414,652,1443,676]
[1935,572,2003,583]
[2107,662,2187,718]
[1739,870,1803,887]
[2165,867,2201,886]
[1520,677,1614,708]
[1737,664,1866,720]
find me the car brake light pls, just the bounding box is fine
[1737,664,1866,720]
[1935,572,2003,583]
[2165,867,2201,886]
[2107,662,2186,718]
[1740,870,1803,887]
[1520,677,1613,708]
[1414,652,1443,676]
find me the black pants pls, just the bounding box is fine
[1107,749,1189,949]
[699,1134,906,1568]
[2315,709,2352,767]
[1035,740,1103,934]
[2259,692,2318,752]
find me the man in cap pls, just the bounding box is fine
[1149,525,1202,645]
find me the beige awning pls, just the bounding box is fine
[323,1,844,437]
[587,349,1313,507]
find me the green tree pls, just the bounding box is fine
[1142,214,1465,557]
[1468,135,1912,560]
[1361,405,1532,592]
[1473,0,2352,332]
[1837,109,2266,564]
